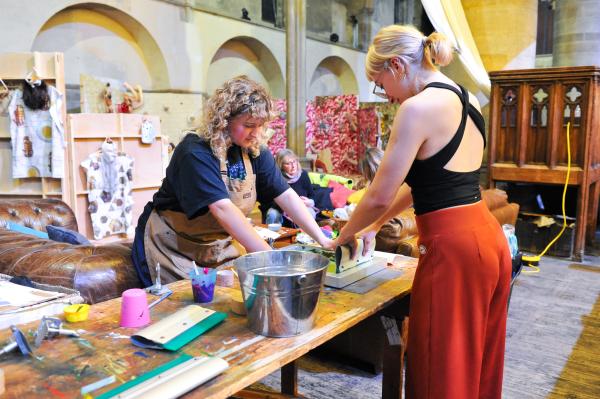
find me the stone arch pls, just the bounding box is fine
[206,36,285,98]
[309,56,359,99]
[32,2,169,89]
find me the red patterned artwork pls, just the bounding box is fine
[306,95,360,175]
[266,99,287,155]
[266,97,380,175]
[357,107,379,159]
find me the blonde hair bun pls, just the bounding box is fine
[366,25,454,81]
[424,32,453,68]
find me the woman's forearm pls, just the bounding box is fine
[337,193,389,243]
[360,183,413,235]
[209,199,271,252]
[275,189,328,246]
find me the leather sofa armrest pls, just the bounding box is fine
[482,188,510,212]
[0,199,78,232]
[0,230,141,304]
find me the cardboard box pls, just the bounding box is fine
[515,213,575,258]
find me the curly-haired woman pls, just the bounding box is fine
[132,76,332,285]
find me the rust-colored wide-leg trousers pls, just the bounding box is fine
[406,201,511,399]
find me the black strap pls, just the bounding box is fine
[419,82,486,167]
[424,82,486,146]
[420,82,469,168]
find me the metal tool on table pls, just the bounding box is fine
[283,239,387,288]
[130,305,226,351]
[326,238,387,288]
[35,316,80,346]
[146,262,173,296]
[0,325,33,356]
[93,354,228,399]
[334,238,376,273]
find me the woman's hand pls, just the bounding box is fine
[359,230,377,256]
[319,236,335,251]
[330,229,376,259]
[331,234,360,260]
[299,196,313,207]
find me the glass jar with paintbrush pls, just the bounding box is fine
[189,261,217,303]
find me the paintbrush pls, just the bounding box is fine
[192,260,200,275]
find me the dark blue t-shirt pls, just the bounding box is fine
[131,133,289,286]
[152,133,289,219]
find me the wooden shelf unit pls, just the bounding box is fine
[488,66,600,261]
[0,52,67,201]
[65,113,167,240]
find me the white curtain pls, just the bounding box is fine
[421,0,491,96]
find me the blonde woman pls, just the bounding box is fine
[326,26,510,398]
[262,149,318,226]
[132,76,332,285]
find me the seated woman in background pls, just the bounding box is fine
[262,149,317,227]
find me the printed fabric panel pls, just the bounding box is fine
[357,107,379,158]
[266,99,287,155]
[81,149,135,240]
[8,86,65,178]
[266,97,383,174]
[306,95,365,175]
[360,102,399,149]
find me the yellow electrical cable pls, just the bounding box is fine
[522,122,572,273]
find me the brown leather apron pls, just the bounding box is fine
[144,150,256,284]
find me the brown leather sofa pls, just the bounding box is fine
[0,199,142,304]
[376,188,520,257]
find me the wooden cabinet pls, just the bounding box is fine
[488,66,600,261]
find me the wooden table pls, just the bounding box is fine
[255,224,300,248]
[0,258,416,399]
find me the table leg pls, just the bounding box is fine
[232,361,303,399]
[281,361,298,396]
[381,316,408,399]
[574,184,590,261]
[586,181,600,244]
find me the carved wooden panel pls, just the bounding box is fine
[526,85,551,165]
[558,83,586,166]
[496,86,519,163]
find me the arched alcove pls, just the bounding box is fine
[32,3,169,89]
[309,56,359,99]
[206,36,284,98]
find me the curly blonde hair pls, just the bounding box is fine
[197,76,274,160]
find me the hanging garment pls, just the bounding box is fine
[0,90,12,116]
[80,141,135,240]
[8,86,64,178]
[144,150,256,284]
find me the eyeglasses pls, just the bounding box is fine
[372,60,393,99]
[372,83,388,99]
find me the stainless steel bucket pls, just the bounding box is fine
[233,250,329,337]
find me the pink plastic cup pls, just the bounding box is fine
[120,288,151,328]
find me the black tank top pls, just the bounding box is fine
[404,82,486,215]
